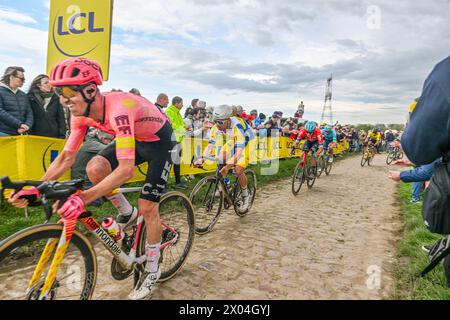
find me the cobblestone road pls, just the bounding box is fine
[93,155,403,300]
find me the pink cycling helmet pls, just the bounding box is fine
[49,58,103,87]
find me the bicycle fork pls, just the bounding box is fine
[28,219,77,300]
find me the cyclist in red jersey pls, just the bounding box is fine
[293,121,324,155]
[9,58,174,300]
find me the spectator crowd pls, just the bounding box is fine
[0,64,406,191]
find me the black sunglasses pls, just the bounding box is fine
[214,119,228,126]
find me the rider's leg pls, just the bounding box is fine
[235,165,251,209]
[129,142,172,300]
[328,146,334,161]
[235,165,248,189]
[311,141,320,165]
[86,154,134,217]
[139,198,162,272]
[322,141,329,158]
[139,149,172,270]
[86,155,112,184]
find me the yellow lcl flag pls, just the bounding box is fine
[46,0,113,80]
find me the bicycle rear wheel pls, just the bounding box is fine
[189,176,223,234]
[233,169,257,217]
[136,192,195,283]
[292,161,305,195]
[0,224,97,300]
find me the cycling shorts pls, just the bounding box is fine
[302,140,320,153]
[323,140,335,151]
[98,121,175,203]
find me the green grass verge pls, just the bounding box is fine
[392,182,450,300]
[0,152,353,241]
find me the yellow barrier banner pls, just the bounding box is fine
[47,0,113,80]
[0,135,70,182]
[0,136,351,184]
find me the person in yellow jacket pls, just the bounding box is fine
[165,96,188,189]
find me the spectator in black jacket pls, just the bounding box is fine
[402,55,450,173]
[401,55,450,287]
[0,66,33,136]
[28,74,66,139]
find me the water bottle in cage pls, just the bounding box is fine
[102,217,125,246]
[223,177,231,191]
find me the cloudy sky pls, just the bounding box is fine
[0,0,449,124]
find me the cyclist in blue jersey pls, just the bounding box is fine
[321,125,337,163]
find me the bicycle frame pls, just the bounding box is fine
[210,166,236,206]
[363,143,376,158]
[299,148,319,168]
[195,155,243,208]
[319,145,333,160]
[28,209,179,300]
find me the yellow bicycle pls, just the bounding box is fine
[0,177,195,300]
[361,143,377,167]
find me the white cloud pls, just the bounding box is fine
[0,6,37,24]
[1,0,449,123]
[0,19,47,56]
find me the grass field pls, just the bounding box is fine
[392,182,450,300]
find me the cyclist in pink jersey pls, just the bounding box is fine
[9,58,175,300]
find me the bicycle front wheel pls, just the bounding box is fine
[292,161,305,195]
[0,224,97,300]
[189,176,223,234]
[361,152,368,167]
[136,192,195,283]
[306,164,317,189]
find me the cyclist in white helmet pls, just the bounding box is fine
[194,105,255,211]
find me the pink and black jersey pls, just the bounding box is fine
[64,92,169,160]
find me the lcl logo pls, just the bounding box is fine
[52,5,105,57]
[57,12,104,35]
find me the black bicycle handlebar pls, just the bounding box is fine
[1,176,42,190]
[1,176,91,222]
[1,176,85,201]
